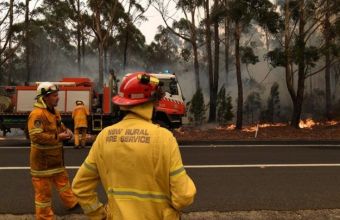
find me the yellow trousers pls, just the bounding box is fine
[31,171,78,220]
[74,127,87,147]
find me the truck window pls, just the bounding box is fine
[160,79,178,95]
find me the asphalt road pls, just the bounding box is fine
[1,139,340,215]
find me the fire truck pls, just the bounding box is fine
[0,72,186,137]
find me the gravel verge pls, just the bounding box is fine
[2,210,340,220]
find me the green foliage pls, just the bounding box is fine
[181,48,192,62]
[228,0,279,34]
[187,88,206,125]
[292,43,320,68]
[173,18,192,32]
[244,91,262,124]
[260,82,280,123]
[216,86,233,126]
[265,48,286,68]
[144,26,179,70]
[240,46,259,65]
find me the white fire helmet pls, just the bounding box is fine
[36,82,59,98]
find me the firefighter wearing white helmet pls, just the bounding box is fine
[36,82,59,98]
[28,82,78,219]
[72,72,196,220]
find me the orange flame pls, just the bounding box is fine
[216,124,236,130]
[299,118,317,129]
[242,126,257,132]
[326,120,339,126]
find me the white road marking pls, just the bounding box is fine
[2,164,340,170]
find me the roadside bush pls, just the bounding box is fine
[216,86,233,125]
[187,88,206,125]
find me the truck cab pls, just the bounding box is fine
[149,73,186,128]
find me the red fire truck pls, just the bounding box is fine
[0,72,186,136]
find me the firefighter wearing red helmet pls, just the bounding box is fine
[72,72,196,220]
[27,82,78,220]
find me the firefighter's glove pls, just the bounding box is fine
[58,129,73,141]
[65,128,73,140]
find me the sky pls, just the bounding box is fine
[138,7,163,44]
[138,2,182,45]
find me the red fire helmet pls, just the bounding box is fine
[112,72,163,106]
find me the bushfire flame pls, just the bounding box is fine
[216,119,326,132]
[299,118,317,129]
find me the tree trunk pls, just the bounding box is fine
[224,0,230,86]
[94,2,104,90]
[210,12,220,122]
[191,11,200,90]
[98,42,104,90]
[192,40,200,90]
[204,0,214,122]
[8,0,14,85]
[291,0,306,128]
[76,0,81,75]
[81,26,85,74]
[123,27,129,72]
[235,21,243,129]
[25,0,31,83]
[324,0,332,120]
[284,0,297,126]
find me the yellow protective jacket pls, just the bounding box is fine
[72,102,196,220]
[28,97,66,177]
[72,105,90,128]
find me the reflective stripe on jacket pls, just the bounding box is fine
[72,102,196,220]
[28,98,66,177]
[72,105,89,128]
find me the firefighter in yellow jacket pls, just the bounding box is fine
[72,73,196,220]
[28,82,78,220]
[72,100,90,148]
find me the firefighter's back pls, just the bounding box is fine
[96,113,176,219]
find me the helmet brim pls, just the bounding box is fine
[112,95,150,106]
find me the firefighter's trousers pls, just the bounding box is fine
[31,170,78,220]
[74,127,87,147]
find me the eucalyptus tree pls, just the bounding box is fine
[0,0,14,84]
[0,0,27,84]
[223,0,231,86]
[266,0,339,128]
[24,0,31,82]
[8,0,14,85]
[202,0,213,122]
[87,0,123,90]
[111,22,146,71]
[227,0,279,129]
[144,25,180,71]
[32,0,77,79]
[322,0,340,119]
[68,0,88,74]
[154,0,203,90]
[121,0,150,71]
